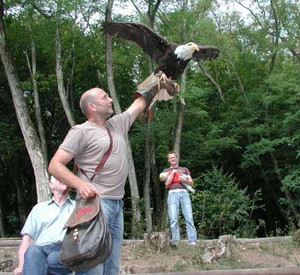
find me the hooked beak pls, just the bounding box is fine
[190,44,199,51]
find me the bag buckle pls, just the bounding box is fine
[73,228,79,241]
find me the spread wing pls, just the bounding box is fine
[192,45,220,61]
[101,22,175,63]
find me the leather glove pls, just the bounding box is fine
[134,72,179,105]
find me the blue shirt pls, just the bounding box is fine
[21,197,75,246]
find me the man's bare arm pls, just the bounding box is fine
[127,96,147,126]
[14,234,33,275]
[48,149,100,199]
[179,174,194,186]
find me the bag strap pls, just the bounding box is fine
[90,128,113,182]
[74,128,113,182]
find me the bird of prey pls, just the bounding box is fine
[101,22,219,81]
[102,22,220,114]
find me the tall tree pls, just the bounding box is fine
[0,0,50,202]
[55,3,75,127]
[140,0,162,233]
[25,7,48,163]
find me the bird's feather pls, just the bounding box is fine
[102,22,174,63]
[192,45,220,61]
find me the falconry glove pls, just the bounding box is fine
[134,72,179,107]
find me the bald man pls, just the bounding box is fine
[48,81,177,275]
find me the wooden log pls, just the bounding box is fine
[138,267,300,274]
[0,238,21,247]
[0,236,292,247]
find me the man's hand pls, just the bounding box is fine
[77,181,100,199]
[178,174,189,183]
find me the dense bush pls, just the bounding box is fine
[192,166,262,238]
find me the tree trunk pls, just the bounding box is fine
[11,158,27,225]
[67,12,78,111]
[55,24,75,127]
[26,10,48,163]
[105,0,141,237]
[269,0,279,74]
[68,18,77,111]
[173,0,188,160]
[140,0,163,233]
[0,199,5,237]
[198,60,224,102]
[144,136,153,233]
[150,136,164,228]
[174,68,187,159]
[0,1,50,202]
[15,177,27,225]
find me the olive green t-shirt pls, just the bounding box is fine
[60,111,131,199]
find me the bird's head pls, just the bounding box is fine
[174,42,199,61]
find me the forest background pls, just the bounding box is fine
[0,0,299,240]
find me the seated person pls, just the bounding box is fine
[14,176,75,275]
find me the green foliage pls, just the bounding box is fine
[192,166,262,238]
[280,168,300,216]
[241,138,288,169]
[282,169,300,195]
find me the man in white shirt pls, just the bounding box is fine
[13,176,75,275]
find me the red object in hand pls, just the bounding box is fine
[172,172,182,183]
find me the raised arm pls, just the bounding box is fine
[127,96,147,126]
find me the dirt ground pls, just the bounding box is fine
[0,237,299,274]
[119,238,300,274]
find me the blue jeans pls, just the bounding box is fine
[23,243,72,275]
[76,199,123,275]
[167,190,197,244]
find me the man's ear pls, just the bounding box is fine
[89,102,97,112]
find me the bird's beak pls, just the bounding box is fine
[191,44,199,51]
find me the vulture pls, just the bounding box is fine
[101,22,220,81]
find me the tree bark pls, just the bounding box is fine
[11,158,27,225]
[144,135,153,233]
[0,1,50,202]
[198,60,224,103]
[0,199,5,237]
[55,24,75,127]
[174,68,187,159]
[150,136,164,228]
[26,9,48,163]
[140,0,163,233]
[68,15,77,111]
[173,0,188,160]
